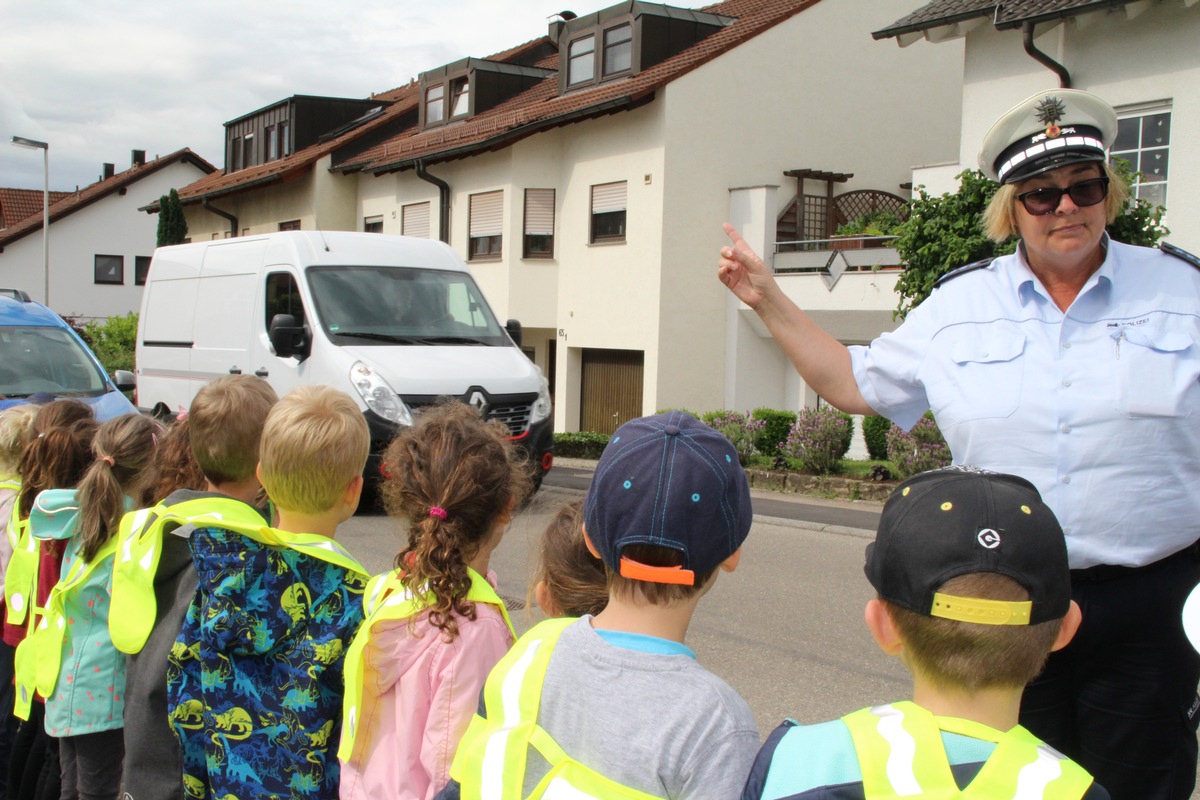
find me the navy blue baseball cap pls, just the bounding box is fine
[584,411,752,585]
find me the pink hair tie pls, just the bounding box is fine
[429,506,448,520]
[100,456,115,467]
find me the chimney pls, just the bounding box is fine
[548,10,576,42]
[132,149,146,168]
[102,163,115,180]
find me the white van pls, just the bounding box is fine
[136,231,553,485]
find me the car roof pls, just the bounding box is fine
[0,296,65,327]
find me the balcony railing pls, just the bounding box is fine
[772,236,902,276]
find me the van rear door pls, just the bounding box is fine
[189,240,262,382]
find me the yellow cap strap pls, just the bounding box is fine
[931,592,1032,625]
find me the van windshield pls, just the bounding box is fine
[306,266,509,346]
[0,326,109,397]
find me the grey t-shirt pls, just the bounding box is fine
[526,617,760,799]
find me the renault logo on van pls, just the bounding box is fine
[465,389,490,415]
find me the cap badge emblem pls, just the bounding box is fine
[977,528,1001,549]
[1035,96,1067,138]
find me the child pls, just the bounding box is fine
[445,410,759,799]
[529,500,607,618]
[7,400,97,800]
[167,385,371,799]
[741,467,1106,800]
[145,414,205,505]
[339,401,531,800]
[115,375,277,800]
[22,414,159,800]
[0,404,37,796]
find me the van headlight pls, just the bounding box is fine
[530,371,552,425]
[350,361,412,426]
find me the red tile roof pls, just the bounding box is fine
[874,0,1142,39]
[0,149,216,249]
[176,0,821,201]
[0,189,71,230]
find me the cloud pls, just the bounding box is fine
[0,0,700,190]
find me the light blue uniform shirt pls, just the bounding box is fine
[851,238,1200,569]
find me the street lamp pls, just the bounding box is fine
[10,136,50,307]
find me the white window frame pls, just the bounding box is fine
[1111,100,1171,208]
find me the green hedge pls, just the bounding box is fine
[553,431,610,459]
[861,415,891,461]
[752,408,796,457]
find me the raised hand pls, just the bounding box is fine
[717,223,775,310]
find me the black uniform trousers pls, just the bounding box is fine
[1020,543,1200,800]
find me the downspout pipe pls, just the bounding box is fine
[416,159,451,244]
[203,198,239,238]
[1022,21,1071,88]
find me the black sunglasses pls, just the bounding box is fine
[1017,177,1110,216]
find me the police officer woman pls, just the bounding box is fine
[717,89,1200,800]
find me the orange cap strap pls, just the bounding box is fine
[619,556,695,586]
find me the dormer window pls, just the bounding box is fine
[603,24,632,76]
[568,36,595,86]
[556,4,733,94]
[450,77,470,117]
[425,85,445,124]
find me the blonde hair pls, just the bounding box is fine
[75,414,160,562]
[188,375,278,485]
[258,386,369,515]
[884,572,1062,692]
[0,405,39,477]
[984,161,1129,243]
[529,500,607,618]
[382,401,532,640]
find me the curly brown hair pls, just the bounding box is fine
[148,416,207,504]
[381,401,532,640]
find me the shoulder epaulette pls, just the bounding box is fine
[1160,242,1200,272]
[933,257,996,289]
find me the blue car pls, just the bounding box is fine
[0,289,137,420]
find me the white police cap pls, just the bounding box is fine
[978,89,1117,184]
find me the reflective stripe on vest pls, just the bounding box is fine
[842,701,1093,799]
[0,479,19,551]
[337,567,514,764]
[15,534,119,702]
[449,618,665,800]
[4,497,36,627]
[108,497,260,655]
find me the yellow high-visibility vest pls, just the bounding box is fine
[4,492,37,628]
[337,567,514,765]
[108,498,267,655]
[841,701,1094,799]
[449,617,666,800]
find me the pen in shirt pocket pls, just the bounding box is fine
[1115,329,1125,360]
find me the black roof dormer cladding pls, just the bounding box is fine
[417,58,557,130]
[223,96,385,172]
[553,1,734,94]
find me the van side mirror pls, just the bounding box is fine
[505,319,522,348]
[112,370,135,393]
[269,314,310,360]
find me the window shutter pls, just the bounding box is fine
[524,189,555,236]
[470,191,503,237]
[402,202,431,239]
[591,182,627,214]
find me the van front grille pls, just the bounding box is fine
[404,393,536,438]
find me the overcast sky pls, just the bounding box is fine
[0,0,706,192]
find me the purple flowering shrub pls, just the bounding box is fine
[885,413,951,479]
[782,406,853,474]
[704,410,765,466]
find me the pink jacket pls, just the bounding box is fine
[339,575,514,800]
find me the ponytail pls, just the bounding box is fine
[18,400,96,518]
[76,414,159,563]
[381,401,533,641]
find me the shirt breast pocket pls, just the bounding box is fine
[1114,326,1197,418]
[934,330,1027,427]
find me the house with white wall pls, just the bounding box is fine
[170,0,964,433]
[0,149,216,320]
[873,0,1199,245]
